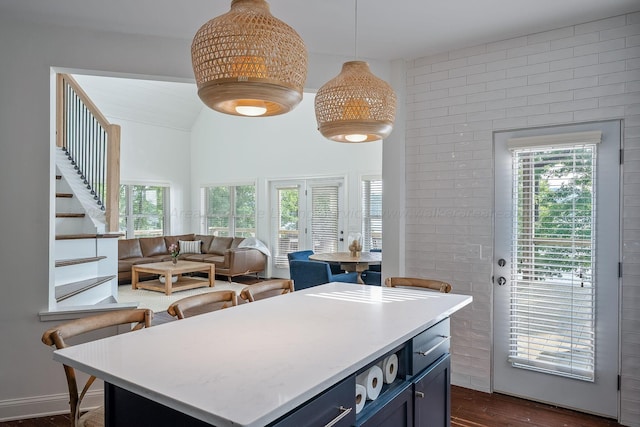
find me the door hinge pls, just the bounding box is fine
[618,374,621,391]
[619,262,623,278]
[620,149,624,165]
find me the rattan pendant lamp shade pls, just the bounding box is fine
[314,0,397,143]
[315,61,397,142]
[191,0,308,117]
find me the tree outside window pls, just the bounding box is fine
[119,184,168,238]
[204,184,256,237]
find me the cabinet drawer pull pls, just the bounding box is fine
[416,336,450,357]
[324,406,352,427]
[415,391,425,398]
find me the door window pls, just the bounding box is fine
[508,133,600,380]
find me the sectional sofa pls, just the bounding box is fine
[118,234,267,284]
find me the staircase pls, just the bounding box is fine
[54,169,120,308]
[49,73,130,312]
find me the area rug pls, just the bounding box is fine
[117,281,247,313]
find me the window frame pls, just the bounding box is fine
[361,176,383,251]
[507,131,601,381]
[119,183,170,239]
[201,183,257,237]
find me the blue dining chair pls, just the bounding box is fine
[361,249,382,286]
[289,260,358,290]
[287,250,342,274]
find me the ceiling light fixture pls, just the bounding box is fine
[314,0,397,142]
[191,0,308,117]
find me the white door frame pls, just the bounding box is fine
[268,177,345,279]
[492,120,621,418]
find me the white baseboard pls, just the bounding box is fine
[0,390,102,422]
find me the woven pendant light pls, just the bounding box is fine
[314,0,396,142]
[191,0,308,117]
[315,61,397,142]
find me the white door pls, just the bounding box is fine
[493,121,620,418]
[269,178,344,278]
[306,180,344,254]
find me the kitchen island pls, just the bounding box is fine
[53,282,472,427]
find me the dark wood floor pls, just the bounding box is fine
[450,386,622,427]
[0,386,622,426]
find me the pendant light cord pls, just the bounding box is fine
[354,0,358,60]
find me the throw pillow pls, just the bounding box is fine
[179,240,201,254]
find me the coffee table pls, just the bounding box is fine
[131,261,215,295]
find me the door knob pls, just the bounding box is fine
[498,277,507,286]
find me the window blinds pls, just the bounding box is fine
[507,131,599,381]
[311,185,340,254]
[362,179,383,251]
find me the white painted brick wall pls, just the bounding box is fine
[405,11,640,426]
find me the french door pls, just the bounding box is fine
[493,121,620,417]
[270,178,344,278]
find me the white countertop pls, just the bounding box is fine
[54,282,472,427]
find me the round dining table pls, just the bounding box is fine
[309,251,382,284]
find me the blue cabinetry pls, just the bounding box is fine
[269,376,355,427]
[413,354,451,427]
[104,318,453,427]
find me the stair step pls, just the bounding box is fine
[55,275,116,302]
[56,213,85,218]
[56,233,122,240]
[97,295,119,304]
[55,256,107,267]
[56,192,73,198]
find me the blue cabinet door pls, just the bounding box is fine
[413,354,451,427]
[357,382,414,427]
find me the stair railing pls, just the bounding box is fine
[56,73,120,232]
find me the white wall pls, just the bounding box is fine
[0,16,385,421]
[0,19,200,420]
[116,118,192,234]
[189,92,383,274]
[404,12,640,426]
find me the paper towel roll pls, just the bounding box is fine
[355,384,367,414]
[357,365,383,401]
[377,353,399,384]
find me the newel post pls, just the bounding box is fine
[105,124,121,233]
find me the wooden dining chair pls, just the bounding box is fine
[240,279,295,302]
[384,277,452,293]
[41,308,154,427]
[167,290,238,319]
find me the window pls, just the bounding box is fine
[270,179,344,271]
[508,131,600,381]
[274,186,300,268]
[203,184,256,237]
[362,178,382,251]
[119,184,168,238]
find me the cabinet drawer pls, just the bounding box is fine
[409,318,450,376]
[269,376,355,427]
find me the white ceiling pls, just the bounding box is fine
[4,0,637,130]
[2,0,638,61]
[73,75,203,132]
